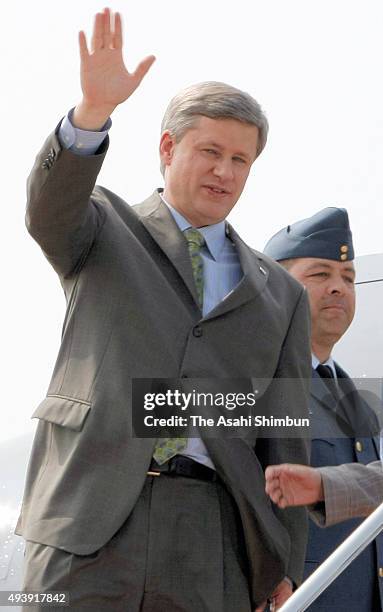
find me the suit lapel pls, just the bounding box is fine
[334,363,355,396]
[136,191,201,307]
[312,363,380,442]
[335,363,381,445]
[310,366,358,435]
[311,367,339,412]
[136,193,268,318]
[203,224,268,320]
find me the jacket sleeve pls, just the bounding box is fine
[257,286,312,587]
[310,461,383,527]
[25,122,109,278]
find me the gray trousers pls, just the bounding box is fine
[22,474,252,611]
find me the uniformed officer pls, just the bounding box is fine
[263,207,383,611]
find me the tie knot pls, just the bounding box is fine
[183,228,205,252]
[316,364,334,379]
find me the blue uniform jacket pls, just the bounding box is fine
[305,365,383,611]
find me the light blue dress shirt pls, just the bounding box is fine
[58,111,244,469]
[163,200,243,317]
[59,109,111,155]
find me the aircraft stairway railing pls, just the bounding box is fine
[279,501,383,611]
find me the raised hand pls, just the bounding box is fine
[265,463,324,509]
[73,8,155,130]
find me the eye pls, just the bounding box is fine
[203,148,219,156]
[310,272,328,278]
[233,156,247,164]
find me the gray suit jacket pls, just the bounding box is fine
[16,126,312,606]
[311,461,383,526]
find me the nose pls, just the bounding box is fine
[327,275,347,295]
[212,158,234,181]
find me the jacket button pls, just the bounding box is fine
[355,441,363,452]
[379,567,383,578]
[193,326,203,338]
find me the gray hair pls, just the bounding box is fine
[160,81,269,175]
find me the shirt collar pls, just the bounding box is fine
[312,353,337,379]
[161,195,227,261]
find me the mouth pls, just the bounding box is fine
[203,185,230,196]
[323,304,346,313]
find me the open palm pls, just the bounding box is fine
[79,8,155,111]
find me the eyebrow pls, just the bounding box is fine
[199,141,251,160]
[305,262,355,275]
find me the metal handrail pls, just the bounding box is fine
[279,501,383,611]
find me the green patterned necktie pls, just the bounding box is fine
[183,228,205,309]
[153,437,189,465]
[152,228,205,465]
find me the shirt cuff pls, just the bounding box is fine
[58,108,112,156]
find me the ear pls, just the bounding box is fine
[159,131,176,168]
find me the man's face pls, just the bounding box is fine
[160,116,259,227]
[287,258,356,349]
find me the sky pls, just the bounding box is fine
[1,0,383,442]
